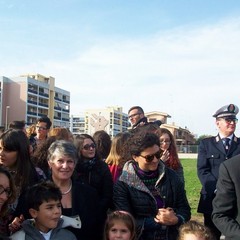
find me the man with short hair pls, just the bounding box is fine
[128,106,147,129]
[197,104,240,240]
[34,116,52,148]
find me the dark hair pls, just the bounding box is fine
[32,136,57,177]
[128,106,144,115]
[178,220,215,240]
[0,167,16,217]
[73,134,97,159]
[0,129,35,191]
[127,131,160,157]
[8,120,25,130]
[47,140,78,164]
[26,181,62,211]
[93,130,112,160]
[104,211,136,240]
[156,128,181,170]
[37,116,52,129]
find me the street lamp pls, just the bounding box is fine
[5,106,10,130]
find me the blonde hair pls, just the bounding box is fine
[178,220,215,240]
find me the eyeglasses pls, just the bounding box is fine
[36,126,48,130]
[160,140,171,145]
[224,118,238,124]
[83,143,96,150]
[128,112,141,119]
[0,186,12,198]
[139,151,162,163]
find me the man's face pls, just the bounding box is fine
[216,117,237,137]
[36,121,49,140]
[128,109,144,125]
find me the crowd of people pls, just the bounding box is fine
[0,103,239,240]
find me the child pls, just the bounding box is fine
[178,220,216,240]
[104,211,136,240]
[10,181,77,240]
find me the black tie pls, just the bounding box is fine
[223,138,230,152]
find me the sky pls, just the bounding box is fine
[1,0,240,137]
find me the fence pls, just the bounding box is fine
[177,145,198,154]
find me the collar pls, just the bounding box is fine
[219,133,233,141]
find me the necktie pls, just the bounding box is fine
[223,138,230,152]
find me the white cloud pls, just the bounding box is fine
[1,17,240,136]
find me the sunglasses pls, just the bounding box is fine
[224,118,238,124]
[83,143,96,150]
[139,151,162,162]
[0,186,12,198]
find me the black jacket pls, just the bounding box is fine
[113,160,191,240]
[197,134,240,214]
[212,155,240,240]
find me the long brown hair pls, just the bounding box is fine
[156,128,181,170]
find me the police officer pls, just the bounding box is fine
[197,104,240,240]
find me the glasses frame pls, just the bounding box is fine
[36,126,48,130]
[139,151,162,163]
[0,186,12,198]
[128,112,141,119]
[218,118,238,124]
[83,143,96,151]
[160,140,171,145]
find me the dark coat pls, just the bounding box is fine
[62,181,99,240]
[197,134,240,214]
[212,154,240,240]
[76,158,113,237]
[113,160,191,240]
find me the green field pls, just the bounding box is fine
[181,158,203,220]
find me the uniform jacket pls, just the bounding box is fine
[212,155,240,240]
[197,134,240,214]
[10,218,77,240]
[113,160,191,240]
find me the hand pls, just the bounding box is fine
[9,214,24,233]
[154,208,178,226]
[160,150,170,162]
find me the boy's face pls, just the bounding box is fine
[29,199,62,233]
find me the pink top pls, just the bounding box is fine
[108,164,122,183]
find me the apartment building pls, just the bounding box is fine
[70,106,129,137]
[0,74,70,128]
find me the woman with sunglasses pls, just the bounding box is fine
[0,167,16,238]
[156,128,184,185]
[113,130,190,240]
[73,134,113,238]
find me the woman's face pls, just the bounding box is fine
[81,138,96,159]
[0,173,10,211]
[48,151,75,181]
[0,140,18,169]
[134,144,160,172]
[159,133,171,151]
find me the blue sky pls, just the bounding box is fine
[1,0,240,136]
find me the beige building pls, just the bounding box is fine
[145,111,196,146]
[71,106,129,137]
[0,74,70,128]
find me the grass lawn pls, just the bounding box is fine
[181,158,203,221]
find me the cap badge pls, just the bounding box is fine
[228,104,235,113]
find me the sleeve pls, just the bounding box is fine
[98,162,113,212]
[197,139,217,194]
[212,162,240,237]
[113,181,161,236]
[171,172,191,225]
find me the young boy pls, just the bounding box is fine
[11,181,77,240]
